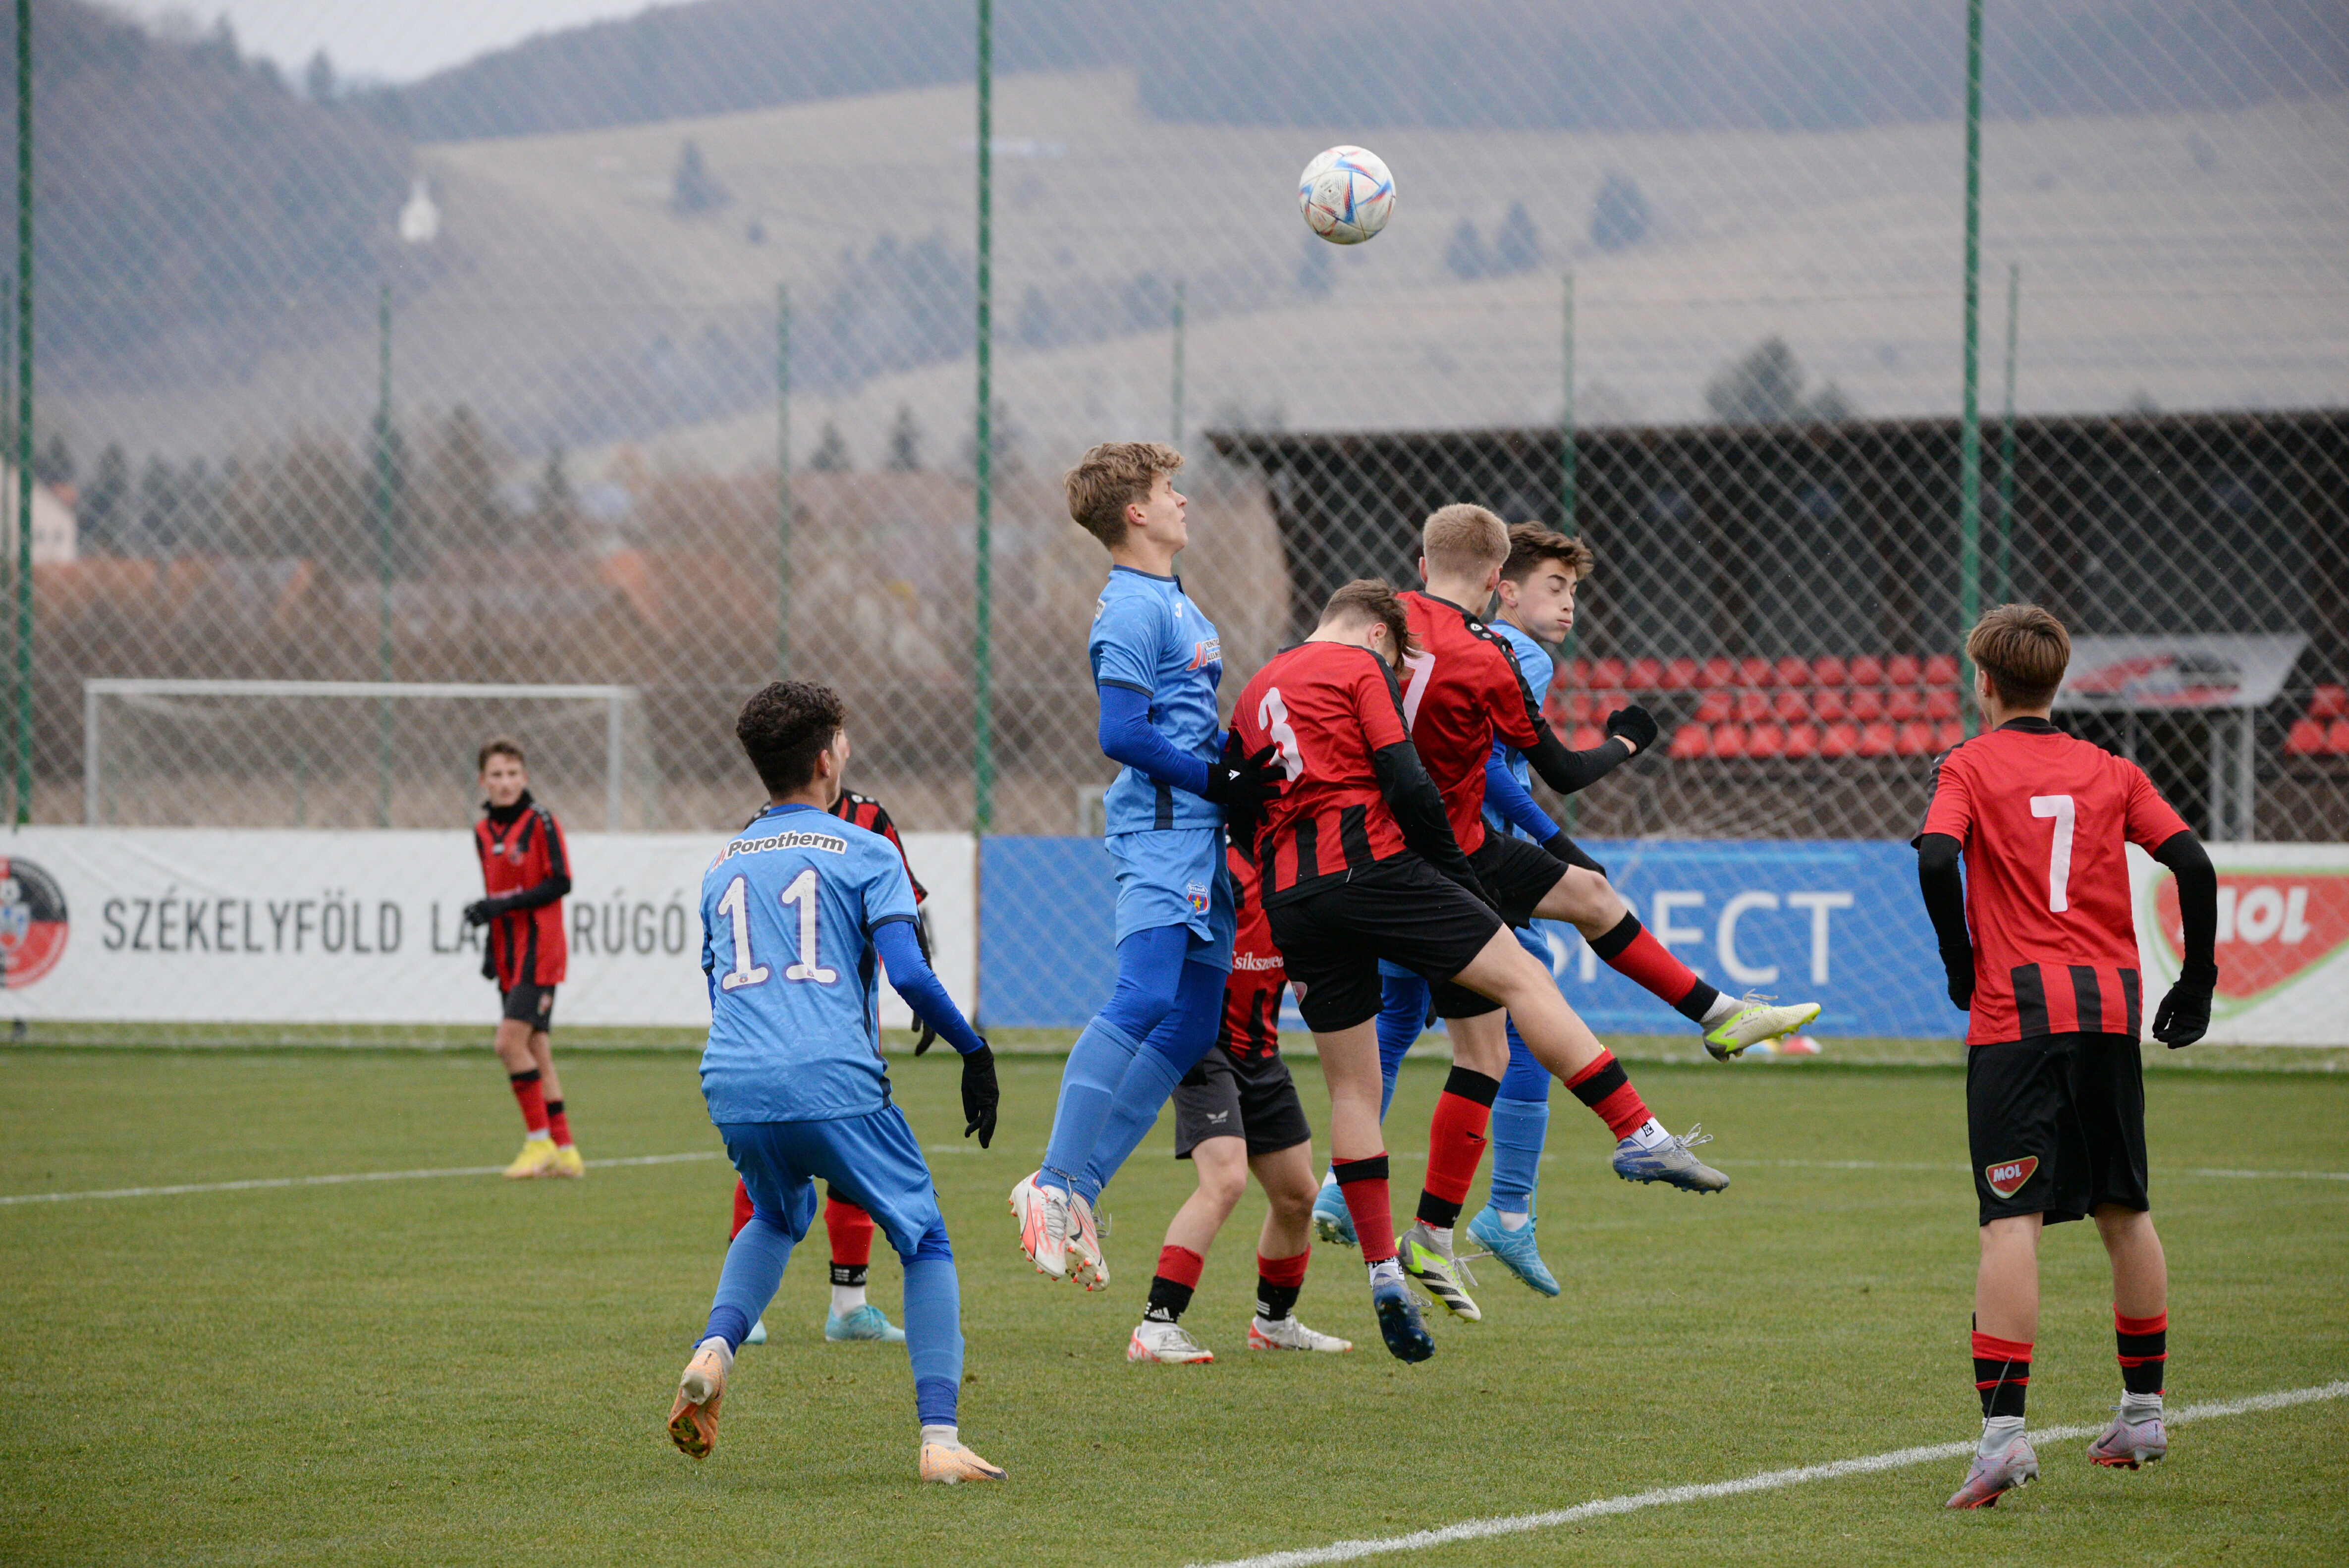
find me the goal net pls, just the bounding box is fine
[83,680,646,831]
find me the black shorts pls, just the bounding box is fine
[1426,835,1576,1019]
[1267,857,1504,1033]
[1173,1047,1313,1159]
[500,983,556,1030]
[1966,1030,2148,1227]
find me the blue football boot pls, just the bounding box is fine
[1311,1176,1357,1247]
[1368,1267,1435,1363]
[1467,1205,1560,1297]
[824,1303,908,1344]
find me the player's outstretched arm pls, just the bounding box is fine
[1914,832,1974,1011]
[1484,742,1560,842]
[873,917,998,1143]
[2149,829,2219,1047]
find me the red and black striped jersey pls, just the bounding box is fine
[1399,592,1549,856]
[828,790,927,904]
[475,792,569,989]
[1232,640,1414,906]
[1216,839,1286,1061]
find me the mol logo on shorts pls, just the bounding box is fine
[1983,1157,2039,1199]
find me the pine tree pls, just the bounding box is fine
[1590,173,1649,252]
[807,421,852,472]
[884,405,923,472]
[1492,202,1541,273]
[1444,218,1490,281]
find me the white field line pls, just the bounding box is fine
[1187,1381,2349,1568]
[1755,1158,2349,1182]
[0,1150,721,1206]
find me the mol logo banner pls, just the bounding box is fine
[2131,843,2349,1045]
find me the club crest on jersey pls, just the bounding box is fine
[1187,881,1212,915]
[1983,1156,2039,1199]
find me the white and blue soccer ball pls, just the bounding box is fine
[1298,145,1395,245]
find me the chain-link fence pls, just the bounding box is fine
[4,0,2346,1034]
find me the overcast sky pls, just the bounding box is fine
[115,1,681,84]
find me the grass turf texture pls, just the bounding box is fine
[1,1047,2344,1566]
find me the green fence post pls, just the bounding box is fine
[13,0,31,825]
[777,282,791,676]
[1957,0,1984,737]
[1560,271,1576,534]
[972,0,994,834]
[1996,261,2021,608]
[1170,277,1185,449]
[373,284,394,827]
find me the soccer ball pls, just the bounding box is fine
[1298,145,1395,245]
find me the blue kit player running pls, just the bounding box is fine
[667,681,1006,1485]
[1011,442,1277,1292]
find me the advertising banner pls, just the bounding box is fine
[984,837,2349,1045]
[0,828,975,1029]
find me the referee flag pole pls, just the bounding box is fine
[1957,0,1984,738]
[972,0,995,834]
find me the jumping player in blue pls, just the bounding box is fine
[667,680,1007,1485]
[1010,442,1277,1292]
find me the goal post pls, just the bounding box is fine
[83,679,642,830]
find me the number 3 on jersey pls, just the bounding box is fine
[715,868,838,990]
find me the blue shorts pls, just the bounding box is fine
[719,1106,947,1260]
[1106,826,1235,970]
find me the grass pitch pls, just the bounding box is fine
[1,1044,2344,1567]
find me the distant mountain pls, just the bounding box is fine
[14,0,420,382]
[394,0,2347,142]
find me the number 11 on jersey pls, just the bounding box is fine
[714,868,840,990]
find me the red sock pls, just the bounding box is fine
[1333,1155,1397,1265]
[508,1070,548,1137]
[1972,1329,2033,1418]
[825,1195,876,1269]
[1589,913,1717,1022]
[1563,1050,1652,1139]
[729,1179,755,1240]
[1155,1244,1206,1291]
[545,1099,572,1149]
[1256,1249,1311,1321]
[2115,1308,2168,1396]
[1419,1067,1500,1229]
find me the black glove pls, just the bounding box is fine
[1604,705,1659,755]
[959,1041,999,1147]
[1942,949,1974,1012]
[912,912,940,1056]
[1203,734,1281,830]
[462,899,496,928]
[2152,964,2216,1048]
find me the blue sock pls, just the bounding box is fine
[901,1249,963,1428]
[1487,1097,1550,1216]
[704,1213,796,1351]
[1077,960,1223,1203]
[1040,927,1189,1193]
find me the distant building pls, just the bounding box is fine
[0,465,76,563]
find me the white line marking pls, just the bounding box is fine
[1755,1158,2349,1182]
[0,1150,722,1206]
[1185,1380,2349,1568]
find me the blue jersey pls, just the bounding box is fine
[1482,617,1556,842]
[1090,566,1224,835]
[698,803,921,1125]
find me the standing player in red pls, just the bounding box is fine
[730,786,940,1347]
[466,739,581,1179]
[1232,579,1726,1362]
[1915,605,2217,1509]
[1125,837,1351,1363]
[1378,506,1814,1314]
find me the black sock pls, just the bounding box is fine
[1144,1275,1194,1325]
[1256,1278,1301,1323]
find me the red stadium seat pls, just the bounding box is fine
[1568,658,1591,687]
[1848,689,1885,722]
[1887,654,1922,687]
[1936,721,1966,749]
[1848,654,1886,687]
[1857,720,1898,757]
[1570,692,1600,723]
[2311,685,2349,720]
[1573,724,1606,750]
[1925,688,1961,721]
[1592,657,1628,690]
[2330,719,2349,756]
[1669,723,1711,758]
[1774,689,1810,723]
[1739,656,1775,688]
[1896,720,1937,756]
[1662,657,1700,691]
[1924,652,1960,686]
[1819,721,1860,757]
[1702,655,1736,689]
[1711,723,1749,758]
[1886,689,1922,722]
[1783,721,1819,758]
[1812,688,1849,723]
[2286,718,2328,756]
[1693,690,1734,723]
[1746,723,1787,758]
[1627,657,1664,691]
[1776,656,1810,689]
[1811,655,1849,687]
[1737,690,1772,724]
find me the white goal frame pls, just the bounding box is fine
[83,679,639,828]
